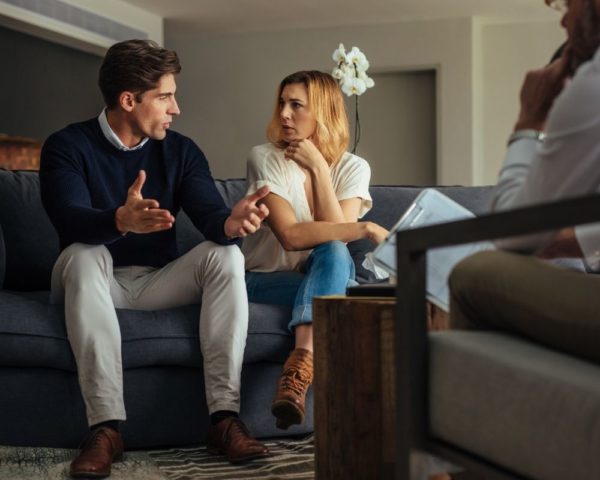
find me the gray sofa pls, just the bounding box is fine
[0,167,492,450]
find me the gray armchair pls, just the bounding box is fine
[394,194,600,480]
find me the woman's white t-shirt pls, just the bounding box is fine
[242,143,373,272]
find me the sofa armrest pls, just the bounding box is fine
[394,193,600,479]
[0,223,5,289]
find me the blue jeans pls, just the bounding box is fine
[246,241,356,331]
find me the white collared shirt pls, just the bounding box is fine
[492,46,600,270]
[97,109,149,151]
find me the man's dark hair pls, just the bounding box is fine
[99,39,181,109]
[566,0,600,74]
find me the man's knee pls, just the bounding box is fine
[449,250,509,329]
[449,250,500,295]
[60,243,112,278]
[198,243,245,278]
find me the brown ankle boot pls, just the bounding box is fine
[272,348,314,430]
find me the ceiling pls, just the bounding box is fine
[120,0,559,34]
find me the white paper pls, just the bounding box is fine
[372,189,494,311]
[362,251,390,280]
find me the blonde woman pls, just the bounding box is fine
[243,70,388,429]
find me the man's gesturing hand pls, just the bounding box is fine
[115,170,175,235]
[224,186,270,238]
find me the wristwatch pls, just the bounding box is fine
[507,129,546,146]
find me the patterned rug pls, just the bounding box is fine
[0,435,314,480]
[149,435,314,480]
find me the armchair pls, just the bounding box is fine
[394,194,600,480]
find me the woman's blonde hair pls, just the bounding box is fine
[266,70,350,166]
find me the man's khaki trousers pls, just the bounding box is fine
[450,250,600,364]
[51,242,248,426]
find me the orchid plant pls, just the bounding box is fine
[332,44,375,153]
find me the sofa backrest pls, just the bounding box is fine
[175,179,248,256]
[179,179,495,282]
[0,169,59,291]
[0,169,493,290]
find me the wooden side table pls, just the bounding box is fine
[313,295,396,479]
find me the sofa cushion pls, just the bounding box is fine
[429,331,600,480]
[0,291,293,372]
[0,170,59,290]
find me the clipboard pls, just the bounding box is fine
[371,188,494,310]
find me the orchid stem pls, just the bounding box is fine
[352,95,361,153]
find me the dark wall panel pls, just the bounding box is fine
[0,25,104,141]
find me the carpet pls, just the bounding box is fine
[149,434,314,480]
[0,435,315,480]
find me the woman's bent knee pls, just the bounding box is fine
[311,241,352,267]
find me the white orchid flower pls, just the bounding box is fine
[332,68,345,80]
[332,43,347,64]
[341,81,353,97]
[342,66,355,82]
[341,77,367,96]
[331,43,373,151]
[357,70,375,89]
[332,43,373,97]
[347,47,369,70]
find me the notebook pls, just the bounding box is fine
[371,188,494,311]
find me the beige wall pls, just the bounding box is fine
[480,20,564,185]
[167,17,567,186]
[167,18,477,184]
[1,0,565,186]
[356,70,437,185]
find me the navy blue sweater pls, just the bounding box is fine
[40,118,234,268]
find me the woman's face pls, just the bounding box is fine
[279,83,317,142]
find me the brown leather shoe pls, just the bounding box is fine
[69,427,123,478]
[272,348,313,429]
[206,417,269,463]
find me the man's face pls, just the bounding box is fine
[551,0,600,72]
[130,73,180,141]
[561,0,583,39]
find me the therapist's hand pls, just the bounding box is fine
[536,227,583,259]
[514,54,571,132]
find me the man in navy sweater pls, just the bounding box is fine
[39,39,270,478]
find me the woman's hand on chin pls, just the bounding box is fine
[284,139,328,173]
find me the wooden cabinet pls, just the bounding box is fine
[313,295,396,479]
